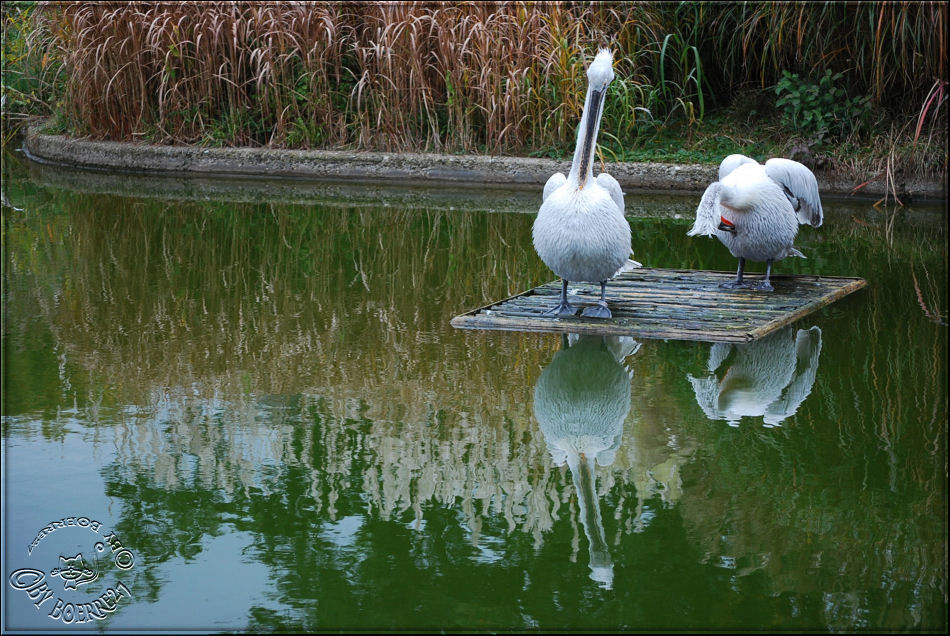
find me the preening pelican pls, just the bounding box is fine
[688,326,822,427]
[688,153,823,291]
[533,334,640,588]
[533,49,634,318]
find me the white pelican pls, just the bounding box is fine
[688,326,822,427]
[689,153,823,291]
[533,49,633,318]
[533,334,640,588]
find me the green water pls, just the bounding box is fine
[2,150,947,633]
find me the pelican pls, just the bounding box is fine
[688,326,822,427]
[533,49,634,318]
[533,333,640,588]
[688,153,823,291]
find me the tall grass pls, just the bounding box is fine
[13,1,947,167]
[26,2,663,153]
[1,2,62,144]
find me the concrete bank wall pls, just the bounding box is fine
[23,123,946,201]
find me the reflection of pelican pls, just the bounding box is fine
[688,326,822,427]
[533,334,640,588]
[533,49,634,318]
[688,154,823,291]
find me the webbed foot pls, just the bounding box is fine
[543,279,578,317]
[719,280,753,290]
[543,301,577,318]
[581,301,612,319]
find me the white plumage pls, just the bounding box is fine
[688,326,822,427]
[533,334,640,588]
[533,49,634,317]
[689,153,823,291]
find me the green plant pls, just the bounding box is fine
[657,32,705,123]
[774,69,871,145]
[2,1,62,143]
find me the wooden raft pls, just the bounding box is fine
[451,268,867,342]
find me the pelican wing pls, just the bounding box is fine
[706,342,734,373]
[595,174,637,275]
[763,326,822,425]
[542,172,567,202]
[688,181,722,237]
[687,374,722,420]
[764,158,823,227]
[595,172,625,213]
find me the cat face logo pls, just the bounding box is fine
[49,553,98,590]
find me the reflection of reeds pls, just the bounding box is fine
[5,181,946,629]
[672,211,947,630]
[911,263,948,326]
[5,190,693,546]
[32,198,546,401]
[668,331,945,631]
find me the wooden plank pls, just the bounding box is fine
[450,268,867,342]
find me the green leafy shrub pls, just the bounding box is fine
[774,69,871,144]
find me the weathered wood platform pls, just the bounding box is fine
[451,268,866,342]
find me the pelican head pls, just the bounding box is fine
[587,49,616,92]
[572,49,615,190]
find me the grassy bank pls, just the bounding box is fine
[3,1,947,196]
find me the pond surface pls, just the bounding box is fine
[2,150,947,633]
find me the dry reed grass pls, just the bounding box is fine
[29,1,943,159]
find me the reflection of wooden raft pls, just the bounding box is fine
[451,268,866,342]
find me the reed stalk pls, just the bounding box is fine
[4,2,943,181]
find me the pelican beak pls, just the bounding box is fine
[577,87,606,190]
[718,216,737,234]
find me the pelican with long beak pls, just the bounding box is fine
[533,49,634,318]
